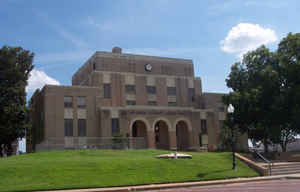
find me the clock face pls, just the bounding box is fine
[145,64,152,71]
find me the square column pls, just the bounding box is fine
[147,131,155,148]
[169,131,177,150]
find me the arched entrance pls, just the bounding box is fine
[176,121,189,151]
[154,120,169,149]
[132,120,147,149]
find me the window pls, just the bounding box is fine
[199,134,208,147]
[78,119,86,136]
[199,134,202,147]
[201,120,207,134]
[77,96,86,108]
[112,118,120,135]
[103,84,111,98]
[64,96,73,108]
[148,101,157,106]
[188,88,195,103]
[129,63,136,72]
[218,106,225,112]
[146,86,156,94]
[126,100,136,105]
[64,119,73,136]
[167,87,176,96]
[219,120,224,130]
[125,85,136,94]
[168,102,177,106]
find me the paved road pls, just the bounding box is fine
[148,179,300,192]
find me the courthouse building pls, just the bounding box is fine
[29,47,248,151]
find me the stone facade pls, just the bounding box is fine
[29,47,248,152]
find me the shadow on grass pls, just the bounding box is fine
[197,169,231,178]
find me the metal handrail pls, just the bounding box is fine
[254,150,274,176]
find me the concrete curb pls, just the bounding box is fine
[235,153,269,176]
[40,174,300,192]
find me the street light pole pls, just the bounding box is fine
[232,128,236,171]
[227,104,237,171]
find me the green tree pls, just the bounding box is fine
[275,33,300,151]
[0,46,34,156]
[223,33,300,153]
[224,46,280,152]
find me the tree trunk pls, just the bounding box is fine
[282,144,286,152]
[263,127,269,154]
[281,141,287,152]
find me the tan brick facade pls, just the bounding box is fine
[30,47,248,152]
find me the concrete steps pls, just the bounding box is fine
[265,163,300,175]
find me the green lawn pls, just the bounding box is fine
[0,149,259,192]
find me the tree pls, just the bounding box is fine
[0,46,34,156]
[223,33,300,153]
[224,46,280,153]
[275,33,300,151]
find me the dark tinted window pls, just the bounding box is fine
[126,100,136,105]
[146,86,156,94]
[201,120,207,134]
[188,88,195,103]
[218,106,225,112]
[64,96,73,108]
[148,101,157,106]
[167,87,176,95]
[129,63,136,72]
[77,96,86,108]
[64,119,73,136]
[168,102,177,106]
[112,118,120,135]
[125,85,136,94]
[219,120,224,130]
[78,119,86,136]
[104,84,111,98]
[199,134,202,147]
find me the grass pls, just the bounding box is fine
[0,149,259,192]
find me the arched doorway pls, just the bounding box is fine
[176,121,189,151]
[132,120,147,149]
[154,120,169,149]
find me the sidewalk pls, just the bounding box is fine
[40,174,300,192]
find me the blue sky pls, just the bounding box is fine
[1,0,300,96]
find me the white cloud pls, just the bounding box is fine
[26,69,60,93]
[220,23,278,57]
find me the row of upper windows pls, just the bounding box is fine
[64,96,86,108]
[104,84,195,106]
[63,87,195,107]
[103,84,195,98]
